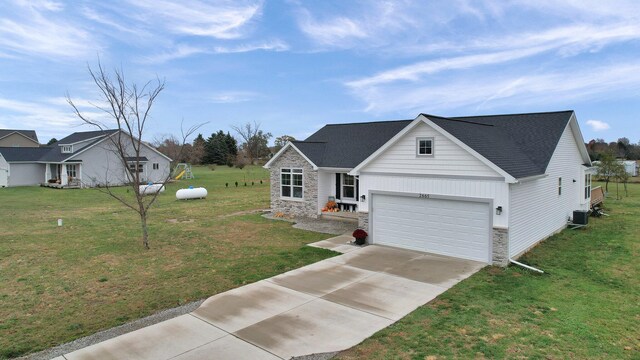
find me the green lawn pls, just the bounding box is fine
[339,182,639,359]
[0,165,336,359]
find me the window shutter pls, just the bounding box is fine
[335,173,341,199]
[356,177,359,199]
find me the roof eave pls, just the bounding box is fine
[263,142,319,170]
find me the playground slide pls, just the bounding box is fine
[175,169,186,180]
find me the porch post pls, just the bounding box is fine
[45,164,50,183]
[61,164,68,186]
[78,164,82,188]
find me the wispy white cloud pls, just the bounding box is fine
[140,39,288,63]
[349,61,640,114]
[0,2,98,59]
[125,0,263,39]
[297,11,367,47]
[586,120,611,131]
[0,96,113,139]
[209,91,261,103]
[295,1,425,50]
[213,39,288,54]
[13,0,64,12]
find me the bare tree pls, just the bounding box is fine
[67,62,202,249]
[153,134,192,166]
[231,121,272,164]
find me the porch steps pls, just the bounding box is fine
[320,212,358,223]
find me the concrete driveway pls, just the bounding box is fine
[61,236,485,360]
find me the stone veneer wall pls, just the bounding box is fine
[492,227,509,267]
[357,212,369,232]
[269,147,318,218]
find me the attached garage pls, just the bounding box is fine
[370,193,492,263]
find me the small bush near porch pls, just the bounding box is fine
[0,166,336,358]
[338,182,640,359]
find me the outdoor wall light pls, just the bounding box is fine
[360,195,366,202]
[496,206,503,215]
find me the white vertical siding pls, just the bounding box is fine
[362,122,500,177]
[509,124,589,257]
[317,170,333,214]
[359,174,509,227]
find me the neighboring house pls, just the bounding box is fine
[265,111,593,266]
[0,129,171,188]
[0,129,40,147]
[0,151,9,187]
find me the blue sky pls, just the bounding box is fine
[0,0,639,144]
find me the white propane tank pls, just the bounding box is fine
[176,186,207,200]
[139,183,165,195]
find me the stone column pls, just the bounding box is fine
[492,227,509,267]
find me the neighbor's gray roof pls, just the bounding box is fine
[0,129,39,143]
[56,129,118,144]
[0,147,52,161]
[293,111,574,179]
[0,129,118,163]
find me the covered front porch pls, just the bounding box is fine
[42,161,83,188]
[317,169,361,218]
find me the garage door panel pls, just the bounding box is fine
[372,194,490,263]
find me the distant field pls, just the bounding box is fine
[339,182,640,359]
[0,165,336,358]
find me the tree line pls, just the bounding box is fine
[586,137,640,160]
[154,121,297,167]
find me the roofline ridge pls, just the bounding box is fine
[323,119,413,126]
[423,114,494,127]
[449,110,574,119]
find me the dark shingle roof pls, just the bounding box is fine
[292,111,574,179]
[56,129,118,145]
[300,120,412,168]
[427,111,573,178]
[0,129,39,143]
[0,129,118,163]
[0,147,52,161]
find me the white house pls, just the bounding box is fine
[265,111,593,266]
[0,129,171,188]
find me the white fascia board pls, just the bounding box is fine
[263,142,318,170]
[569,112,592,166]
[515,173,548,183]
[318,167,352,172]
[421,116,517,183]
[350,116,424,175]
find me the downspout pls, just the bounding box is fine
[509,259,544,274]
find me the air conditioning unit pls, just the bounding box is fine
[573,210,589,225]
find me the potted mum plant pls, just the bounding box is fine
[352,228,368,245]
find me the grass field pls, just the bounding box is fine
[338,182,640,359]
[0,165,336,359]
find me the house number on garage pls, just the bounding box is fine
[418,193,430,199]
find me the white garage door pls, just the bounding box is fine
[372,194,491,262]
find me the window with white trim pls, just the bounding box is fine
[62,145,73,153]
[281,168,303,199]
[558,177,562,196]
[153,163,159,170]
[416,137,433,156]
[584,173,591,200]
[342,174,355,199]
[128,162,144,173]
[66,164,77,178]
